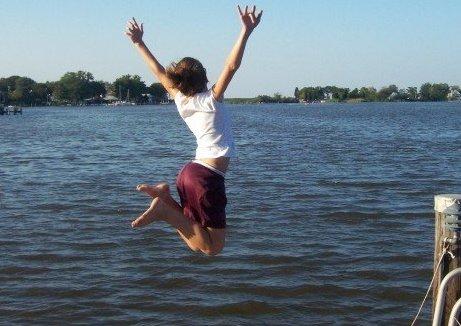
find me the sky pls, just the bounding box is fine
[1,0,460,97]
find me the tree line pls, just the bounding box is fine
[0,72,168,106]
[2,73,460,106]
[227,83,461,104]
[294,83,461,103]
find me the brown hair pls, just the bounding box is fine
[166,57,208,97]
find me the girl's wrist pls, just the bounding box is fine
[241,28,252,38]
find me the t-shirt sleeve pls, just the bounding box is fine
[210,87,223,103]
[174,91,184,106]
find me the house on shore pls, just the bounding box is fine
[84,95,118,105]
[448,87,461,101]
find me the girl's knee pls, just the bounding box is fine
[202,242,224,256]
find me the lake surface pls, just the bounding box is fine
[1,102,460,325]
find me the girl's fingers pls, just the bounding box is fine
[140,23,144,33]
[237,5,261,22]
[128,22,140,33]
[132,17,140,29]
[125,31,133,37]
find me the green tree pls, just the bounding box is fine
[358,87,378,101]
[419,83,432,101]
[31,83,51,106]
[273,92,282,102]
[406,87,418,101]
[429,83,450,101]
[54,71,96,104]
[112,75,147,103]
[419,83,450,101]
[148,82,168,103]
[393,88,408,101]
[349,88,360,99]
[255,95,269,103]
[294,87,300,100]
[324,86,349,101]
[88,80,107,98]
[377,84,398,101]
[0,76,23,98]
[298,87,323,102]
[5,76,37,105]
[0,77,14,104]
[50,81,68,104]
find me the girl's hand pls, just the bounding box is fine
[238,5,263,35]
[125,17,144,44]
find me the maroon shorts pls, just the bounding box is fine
[176,162,227,229]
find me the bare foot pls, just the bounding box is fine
[136,182,169,198]
[131,197,167,228]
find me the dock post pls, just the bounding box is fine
[433,194,461,325]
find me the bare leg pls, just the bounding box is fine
[176,229,200,252]
[137,183,199,251]
[132,197,225,255]
[137,182,170,199]
[137,182,182,210]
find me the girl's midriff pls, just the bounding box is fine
[198,157,230,174]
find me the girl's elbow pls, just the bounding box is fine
[227,63,240,72]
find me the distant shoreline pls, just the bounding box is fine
[3,100,460,110]
[224,98,461,105]
[2,72,460,107]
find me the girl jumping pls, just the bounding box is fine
[125,5,263,256]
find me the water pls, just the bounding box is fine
[1,102,460,325]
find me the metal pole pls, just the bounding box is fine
[434,268,461,326]
[448,297,461,326]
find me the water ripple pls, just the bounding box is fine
[0,102,460,324]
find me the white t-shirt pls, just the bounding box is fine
[174,89,235,159]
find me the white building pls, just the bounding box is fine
[448,87,461,101]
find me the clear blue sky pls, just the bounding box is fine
[1,0,460,97]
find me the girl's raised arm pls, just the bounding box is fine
[212,5,263,102]
[125,18,177,97]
